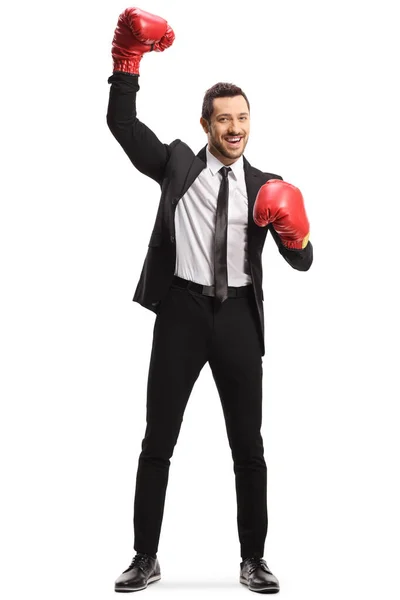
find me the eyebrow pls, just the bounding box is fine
[216,112,249,118]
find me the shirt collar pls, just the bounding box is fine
[206,146,243,181]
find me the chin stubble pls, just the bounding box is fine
[214,137,246,158]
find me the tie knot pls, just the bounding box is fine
[219,166,231,179]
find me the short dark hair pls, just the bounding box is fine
[201,82,250,123]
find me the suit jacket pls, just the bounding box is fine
[107,73,313,356]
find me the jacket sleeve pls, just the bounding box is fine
[106,72,170,186]
[268,224,313,271]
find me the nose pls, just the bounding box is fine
[228,119,243,134]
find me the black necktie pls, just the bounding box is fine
[214,166,231,305]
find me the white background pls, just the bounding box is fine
[1,0,399,598]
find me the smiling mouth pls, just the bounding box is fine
[225,136,243,146]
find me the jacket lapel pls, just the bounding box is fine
[243,155,261,215]
[244,155,268,240]
[178,145,207,198]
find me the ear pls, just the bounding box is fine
[200,117,209,134]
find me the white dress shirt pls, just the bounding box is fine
[174,147,252,287]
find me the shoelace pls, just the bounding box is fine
[125,553,154,574]
[245,557,270,575]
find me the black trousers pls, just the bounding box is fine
[133,276,267,560]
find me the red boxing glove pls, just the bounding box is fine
[253,180,310,249]
[111,7,175,75]
[152,24,175,52]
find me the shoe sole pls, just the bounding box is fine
[240,576,280,593]
[115,574,161,592]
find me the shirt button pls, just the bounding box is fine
[170,235,175,243]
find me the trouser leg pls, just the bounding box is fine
[133,284,210,556]
[209,292,266,560]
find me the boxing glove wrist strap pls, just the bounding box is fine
[113,56,142,75]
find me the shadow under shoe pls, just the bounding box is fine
[240,557,280,593]
[115,553,161,592]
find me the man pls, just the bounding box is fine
[107,6,313,594]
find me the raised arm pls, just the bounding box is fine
[106,7,175,185]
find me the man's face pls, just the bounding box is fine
[200,95,250,165]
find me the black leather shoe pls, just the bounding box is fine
[240,557,280,593]
[115,553,161,592]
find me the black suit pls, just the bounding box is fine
[107,72,313,559]
[107,73,313,357]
